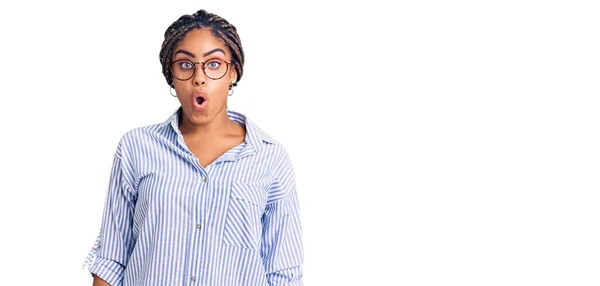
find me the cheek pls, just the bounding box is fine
[171,84,189,100]
[210,80,230,95]
[172,80,190,92]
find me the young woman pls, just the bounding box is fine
[84,9,303,286]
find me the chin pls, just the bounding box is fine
[188,111,211,123]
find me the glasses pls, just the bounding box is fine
[170,58,231,81]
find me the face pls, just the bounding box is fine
[171,28,236,125]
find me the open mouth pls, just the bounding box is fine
[193,93,208,110]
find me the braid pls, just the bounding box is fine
[159,10,245,88]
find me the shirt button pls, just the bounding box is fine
[191,276,196,281]
[196,223,201,229]
[203,177,208,182]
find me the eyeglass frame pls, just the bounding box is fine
[170,58,232,81]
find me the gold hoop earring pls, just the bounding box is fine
[170,87,177,97]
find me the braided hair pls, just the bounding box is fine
[159,10,244,88]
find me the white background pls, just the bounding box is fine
[0,0,598,285]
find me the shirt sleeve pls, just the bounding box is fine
[261,147,304,285]
[83,144,137,286]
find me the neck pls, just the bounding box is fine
[178,107,234,138]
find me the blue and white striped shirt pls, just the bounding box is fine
[83,107,303,286]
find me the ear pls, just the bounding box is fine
[229,68,237,84]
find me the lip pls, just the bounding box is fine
[192,92,208,111]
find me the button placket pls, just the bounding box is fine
[189,172,206,285]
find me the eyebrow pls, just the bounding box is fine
[173,48,226,58]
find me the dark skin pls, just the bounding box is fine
[92,274,109,286]
[172,28,245,168]
[92,28,244,286]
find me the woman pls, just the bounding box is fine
[84,9,303,286]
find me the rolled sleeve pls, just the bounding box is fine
[88,256,126,286]
[262,147,304,285]
[84,142,136,286]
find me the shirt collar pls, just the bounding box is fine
[160,106,275,150]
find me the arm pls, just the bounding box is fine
[92,275,111,286]
[261,148,304,285]
[87,144,137,286]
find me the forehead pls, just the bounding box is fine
[174,28,228,57]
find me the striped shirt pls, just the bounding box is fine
[83,107,303,286]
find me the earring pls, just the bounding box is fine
[170,86,177,97]
[228,82,235,96]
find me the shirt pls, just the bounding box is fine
[83,107,303,286]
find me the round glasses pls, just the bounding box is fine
[170,58,231,81]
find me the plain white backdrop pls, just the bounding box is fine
[0,0,599,285]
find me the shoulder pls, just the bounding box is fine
[112,122,168,158]
[247,120,290,158]
[258,135,294,172]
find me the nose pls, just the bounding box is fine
[192,64,206,86]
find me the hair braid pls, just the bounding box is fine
[159,10,245,88]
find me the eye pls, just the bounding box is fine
[205,60,222,69]
[179,61,193,69]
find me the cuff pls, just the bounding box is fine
[88,256,125,286]
[266,267,303,286]
[269,282,302,286]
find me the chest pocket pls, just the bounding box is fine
[223,180,269,250]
